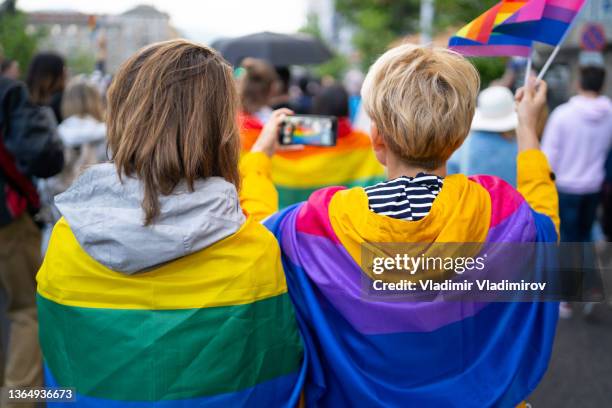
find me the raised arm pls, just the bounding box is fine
[239,108,293,221]
[515,81,560,236]
[239,152,278,221]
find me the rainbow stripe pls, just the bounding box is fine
[37,218,304,407]
[240,115,385,208]
[449,1,535,57]
[265,175,558,406]
[454,0,531,44]
[494,0,586,46]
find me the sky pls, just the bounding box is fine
[19,0,309,44]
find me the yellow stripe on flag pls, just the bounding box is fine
[37,217,288,310]
[271,148,385,188]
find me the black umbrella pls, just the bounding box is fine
[211,31,333,66]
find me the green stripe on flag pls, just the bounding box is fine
[277,176,386,208]
[38,293,302,401]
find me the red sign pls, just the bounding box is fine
[581,23,606,51]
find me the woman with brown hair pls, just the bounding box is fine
[238,58,278,150]
[26,52,66,123]
[36,40,304,406]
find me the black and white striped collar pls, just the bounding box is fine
[364,173,443,221]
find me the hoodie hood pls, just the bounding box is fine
[326,174,493,274]
[57,115,107,147]
[568,95,612,122]
[55,163,246,274]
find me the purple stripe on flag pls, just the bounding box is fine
[542,4,576,23]
[279,203,537,334]
[486,201,536,242]
[450,45,532,57]
[280,226,489,334]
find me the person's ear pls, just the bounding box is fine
[370,123,387,166]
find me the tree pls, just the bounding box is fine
[0,0,45,79]
[335,0,498,70]
[299,13,350,80]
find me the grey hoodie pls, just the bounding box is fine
[55,163,245,274]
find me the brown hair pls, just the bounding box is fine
[362,44,480,169]
[107,39,240,225]
[239,58,277,114]
[61,77,105,121]
[26,52,66,105]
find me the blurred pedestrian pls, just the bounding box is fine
[448,86,547,187]
[26,52,66,124]
[38,77,107,253]
[0,58,19,80]
[0,55,63,404]
[343,68,364,123]
[270,84,385,207]
[238,58,276,127]
[238,58,278,150]
[448,86,519,185]
[270,66,292,109]
[542,66,612,243]
[292,75,318,114]
[542,65,612,319]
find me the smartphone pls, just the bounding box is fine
[278,115,338,147]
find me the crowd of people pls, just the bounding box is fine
[0,37,610,407]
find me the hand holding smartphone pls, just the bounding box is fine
[278,115,338,147]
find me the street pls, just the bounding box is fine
[530,303,612,407]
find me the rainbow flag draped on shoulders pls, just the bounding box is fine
[265,173,558,407]
[240,113,385,208]
[37,216,305,407]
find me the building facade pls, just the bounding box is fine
[27,5,178,74]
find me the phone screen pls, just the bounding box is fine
[278,115,338,147]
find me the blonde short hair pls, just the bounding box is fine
[362,44,480,169]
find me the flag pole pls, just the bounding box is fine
[536,45,561,81]
[525,55,532,86]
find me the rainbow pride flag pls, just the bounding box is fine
[449,0,536,57]
[240,114,385,208]
[494,0,586,46]
[37,218,304,407]
[265,174,559,406]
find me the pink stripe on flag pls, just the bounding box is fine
[296,186,344,242]
[450,45,532,57]
[542,4,577,22]
[546,0,586,12]
[502,0,545,23]
[469,175,525,228]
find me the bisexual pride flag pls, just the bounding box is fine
[494,0,587,46]
[449,0,537,57]
[240,114,385,208]
[265,172,559,406]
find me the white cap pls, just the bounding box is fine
[471,86,518,133]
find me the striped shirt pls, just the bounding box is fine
[364,173,444,221]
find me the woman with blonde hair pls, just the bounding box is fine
[250,44,560,406]
[37,40,304,406]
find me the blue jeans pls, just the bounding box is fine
[558,191,600,242]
